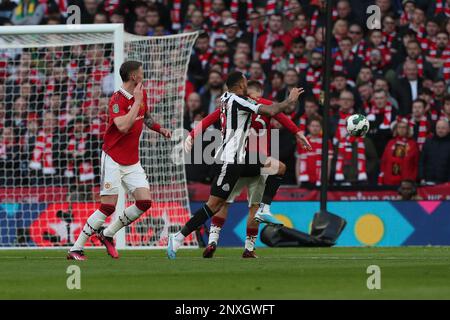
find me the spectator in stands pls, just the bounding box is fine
[232,52,249,76]
[1,0,450,191]
[393,59,423,115]
[29,111,61,184]
[379,118,419,186]
[19,112,38,182]
[189,32,212,88]
[396,40,434,81]
[145,6,161,36]
[441,96,450,122]
[298,97,320,135]
[333,37,363,80]
[0,126,20,185]
[93,12,109,24]
[200,70,224,115]
[431,78,447,111]
[79,0,99,24]
[265,70,284,101]
[410,99,431,150]
[398,179,422,201]
[134,19,149,36]
[296,116,333,187]
[356,66,373,86]
[223,18,241,56]
[11,0,45,25]
[420,119,450,184]
[12,96,27,139]
[366,89,397,156]
[336,0,357,25]
[266,40,289,74]
[210,38,230,76]
[184,92,204,132]
[248,61,265,84]
[255,13,291,63]
[331,90,356,139]
[0,0,16,24]
[373,77,399,111]
[302,50,323,99]
[276,68,301,113]
[64,116,96,185]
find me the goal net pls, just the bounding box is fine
[0,24,198,249]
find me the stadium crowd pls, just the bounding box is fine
[0,0,450,190]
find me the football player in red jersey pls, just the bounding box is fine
[185,81,311,258]
[68,61,171,260]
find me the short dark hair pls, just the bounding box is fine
[412,98,427,108]
[292,37,306,46]
[120,61,142,82]
[247,80,263,92]
[226,71,245,89]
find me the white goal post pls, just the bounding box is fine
[0,24,198,249]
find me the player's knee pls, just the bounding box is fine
[277,162,286,175]
[135,200,152,212]
[99,203,116,216]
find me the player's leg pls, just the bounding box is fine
[203,203,229,258]
[243,204,259,258]
[97,162,152,258]
[255,157,286,225]
[203,175,248,258]
[242,175,265,258]
[68,195,117,260]
[168,163,241,259]
[102,187,152,238]
[68,152,120,260]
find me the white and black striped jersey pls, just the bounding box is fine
[216,91,261,163]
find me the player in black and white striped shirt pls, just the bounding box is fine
[167,71,304,259]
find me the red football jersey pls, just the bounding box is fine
[102,88,147,165]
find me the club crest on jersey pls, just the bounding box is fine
[112,104,120,113]
[104,182,112,190]
[222,183,230,192]
[247,97,257,105]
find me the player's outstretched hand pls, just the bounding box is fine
[160,128,172,139]
[184,135,193,153]
[134,82,143,102]
[288,87,305,103]
[296,132,312,151]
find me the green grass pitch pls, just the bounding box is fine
[1,247,449,299]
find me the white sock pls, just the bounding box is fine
[173,232,185,251]
[208,225,222,245]
[71,210,107,251]
[259,203,271,214]
[245,236,257,251]
[103,204,143,238]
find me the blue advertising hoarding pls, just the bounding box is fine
[191,201,450,247]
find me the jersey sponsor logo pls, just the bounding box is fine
[112,104,120,113]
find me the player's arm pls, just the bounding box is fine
[113,83,144,133]
[274,112,312,151]
[258,88,304,117]
[185,109,220,152]
[144,109,171,138]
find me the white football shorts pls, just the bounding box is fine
[226,175,267,207]
[100,151,149,196]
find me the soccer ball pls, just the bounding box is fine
[346,114,370,137]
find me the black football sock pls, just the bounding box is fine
[261,174,284,205]
[181,204,214,237]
